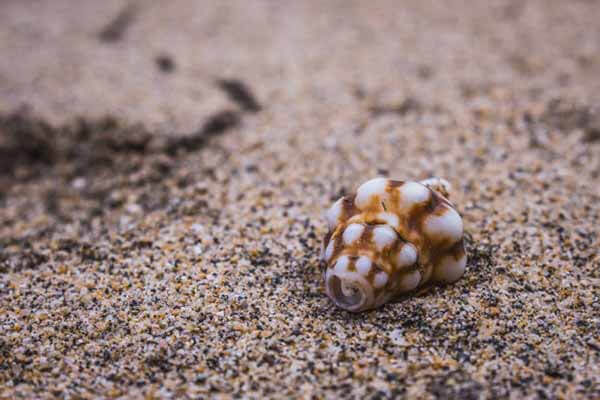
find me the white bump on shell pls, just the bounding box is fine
[343,224,364,245]
[324,239,335,261]
[396,243,417,267]
[355,256,372,276]
[420,177,451,197]
[434,253,467,283]
[424,207,464,243]
[372,225,397,250]
[326,198,344,229]
[399,181,430,205]
[398,270,421,292]
[373,271,389,288]
[355,177,388,209]
[377,212,399,229]
[334,255,350,274]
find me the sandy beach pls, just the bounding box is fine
[1,1,599,398]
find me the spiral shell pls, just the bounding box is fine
[322,177,467,312]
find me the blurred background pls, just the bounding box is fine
[2,0,599,130]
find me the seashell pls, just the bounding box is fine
[322,177,467,312]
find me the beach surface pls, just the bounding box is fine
[1,1,599,398]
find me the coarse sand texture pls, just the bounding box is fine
[1,1,600,398]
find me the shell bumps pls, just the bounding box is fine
[322,178,467,312]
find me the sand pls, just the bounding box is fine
[1,1,599,398]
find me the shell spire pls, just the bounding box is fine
[322,177,467,312]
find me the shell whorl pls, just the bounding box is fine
[322,178,467,312]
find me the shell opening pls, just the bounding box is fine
[326,271,373,312]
